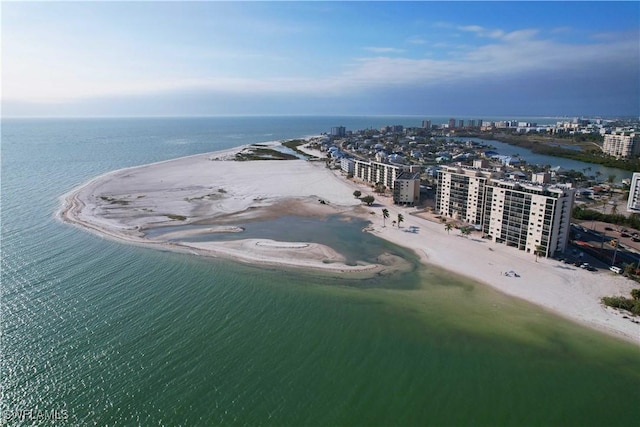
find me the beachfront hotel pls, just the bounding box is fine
[628,172,640,213]
[602,130,639,159]
[437,166,576,257]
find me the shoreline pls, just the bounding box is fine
[60,141,640,345]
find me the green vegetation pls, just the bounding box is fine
[444,222,453,234]
[573,206,640,230]
[184,192,223,202]
[382,208,389,226]
[281,139,308,156]
[601,289,640,316]
[167,214,187,221]
[100,195,129,205]
[397,213,404,228]
[458,226,472,237]
[353,190,362,198]
[361,195,375,206]
[534,245,544,262]
[235,147,298,161]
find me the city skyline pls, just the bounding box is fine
[3,1,639,118]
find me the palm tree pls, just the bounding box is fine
[382,208,389,227]
[397,213,404,228]
[459,226,471,238]
[611,202,618,216]
[445,222,453,235]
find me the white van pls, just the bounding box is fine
[609,266,622,274]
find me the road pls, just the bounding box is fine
[571,222,640,270]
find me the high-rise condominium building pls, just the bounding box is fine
[628,173,640,213]
[602,130,639,159]
[330,126,346,137]
[436,166,576,257]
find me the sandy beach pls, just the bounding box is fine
[61,142,640,344]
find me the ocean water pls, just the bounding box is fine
[2,117,639,426]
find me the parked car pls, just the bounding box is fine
[609,266,622,274]
[605,227,613,231]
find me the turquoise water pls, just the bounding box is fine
[2,117,639,426]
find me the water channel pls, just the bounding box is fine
[451,136,635,182]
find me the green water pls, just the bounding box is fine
[3,117,639,426]
[70,252,639,426]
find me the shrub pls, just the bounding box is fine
[167,214,187,221]
[360,195,375,206]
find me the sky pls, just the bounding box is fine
[2,1,639,118]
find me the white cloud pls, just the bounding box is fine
[3,17,637,110]
[457,24,504,39]
[406,36,428,45]
[363,46,405,54]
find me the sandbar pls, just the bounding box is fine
[60,141,640,344]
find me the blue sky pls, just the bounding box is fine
[3,1,639,117]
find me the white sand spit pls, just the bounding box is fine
[61,143,640,345]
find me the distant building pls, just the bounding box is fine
[603,130,639,159]
[330,126,346,137]
[448,118,456,129]
[473,159,489,169]
[436,166,575,257]
[531,172,551,184]
[422,119,432,129]
[393,171,421,205]
[628,172,640,213]
[458,119,464,128]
